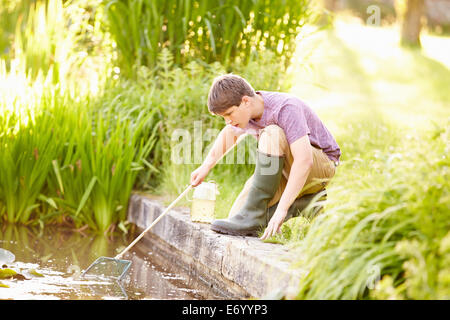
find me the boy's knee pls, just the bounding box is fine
[258,125,287,156]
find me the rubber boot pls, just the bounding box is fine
[211,151,285,236]
[266,190,327,223]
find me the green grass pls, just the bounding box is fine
[102,0,314,77]
[0,94,63,223]
[44,101,158,231]
[152,49,291,218]
[265,15,450,299]
[160,15,450,299]
[0,1,307,229]
[0,63,158,232]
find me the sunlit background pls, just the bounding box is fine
[0,0,449,299]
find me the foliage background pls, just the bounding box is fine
[0,0,449,299]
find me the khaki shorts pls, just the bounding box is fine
[228,125,337,217]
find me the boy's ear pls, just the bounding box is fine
[241,95,250,106]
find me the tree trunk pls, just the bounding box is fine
[400,0,425,47]
[323,0,338,12]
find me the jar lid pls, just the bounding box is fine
[193,182,217,200]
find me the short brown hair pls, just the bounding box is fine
[207,74,255,114]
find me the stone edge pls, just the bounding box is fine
[127,193,303,299]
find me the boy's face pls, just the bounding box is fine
[218,96,251,129]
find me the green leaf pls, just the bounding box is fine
[0,268,17,279]
[118,220,128,235]
[52,159,64,195]
[203,17,216,55]
[29,269,44,277]
[142,158,160,173]
[38,194,58,209]
[75,176,97,217]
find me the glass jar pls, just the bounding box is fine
[190,181,218,223]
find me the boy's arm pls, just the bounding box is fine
[190,125,242,186]
[260,134,313,240]
[203,125,242,170]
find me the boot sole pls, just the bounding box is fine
[211,224,259,237]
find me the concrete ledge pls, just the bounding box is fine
[127,193,304,299]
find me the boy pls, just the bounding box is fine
[190,74,340,240]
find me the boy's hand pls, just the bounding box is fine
[190,165,210,187]
[260,208,287,240]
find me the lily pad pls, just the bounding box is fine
[0,248,15,264]
[29,269,44,277]
[0,268,17,279]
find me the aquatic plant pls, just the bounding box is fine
[102,0,315,77]
[0,62,158,231]
[45,101,158,231]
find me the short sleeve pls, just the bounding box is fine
[277,104,310,145]
[226,124,246,135]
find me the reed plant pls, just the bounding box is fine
[0,59,158,231]
[5,0,113,96]
[0,0,37,60]
[102,0,315,77]
[12,0,71,83]
[267,18,450,299]
[0,57,59,224]
[45,103,158,231]
[0,92,62,223]
[0,0,161,231]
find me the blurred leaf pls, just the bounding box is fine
[0,268,17,279]
[29,269,44,277]
[75,176,97,217]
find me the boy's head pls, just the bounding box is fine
[207,74,257,128]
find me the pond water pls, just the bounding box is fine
[0,224,228,300]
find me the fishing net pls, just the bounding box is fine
[81,257,131,281]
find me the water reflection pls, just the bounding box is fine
[86,279,129,299]
[0,224,228,300]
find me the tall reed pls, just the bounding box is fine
[0,58,159,231]
[45,102,158,231]
[0,0,38,60]
[0,93,62,223]
[6,0,112,96]
[12,0,70,83]
[103,0,314,77]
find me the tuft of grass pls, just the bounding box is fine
[279,16,450,299]
[44,101,158,231]
[102,0,315,77]
[288,121,449,299]
[0,59,158,232]
[0,94,63,223]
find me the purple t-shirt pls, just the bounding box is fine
[229,90,341,162]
